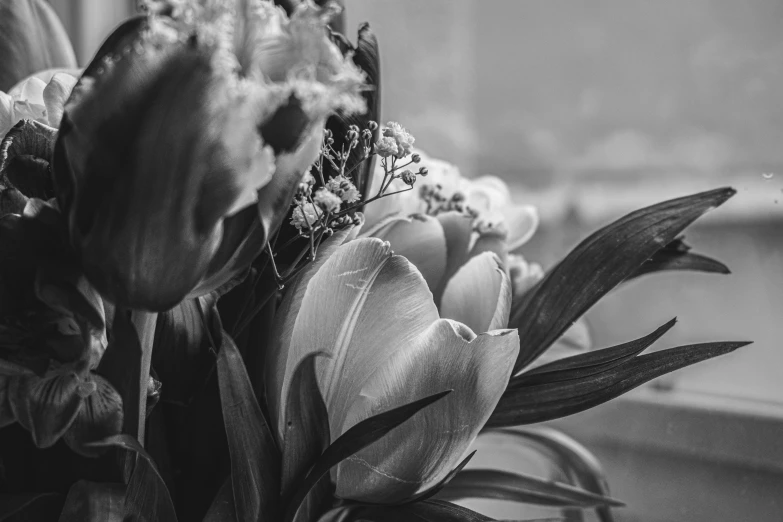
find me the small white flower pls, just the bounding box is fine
[382,121,414,158]
[375,136,399,158]
[314,187,342,212]
[326,175,360,203]
[290,202,322,230]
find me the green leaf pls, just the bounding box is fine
[509,187,735,372]
[513,319,677,386]
[489,340,751,427]
[97,310,142,446]
[151,295,217,406]
[627,237,729,280]
[0,493,62,522]
[437,469,623,509]
[485,428,614,522]
[125,454,179,522]
[284,390,453,522]
[404,451,477,504]
[281,354,332,522]
[216,322,281,522]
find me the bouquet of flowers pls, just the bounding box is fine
[0,1,751,521]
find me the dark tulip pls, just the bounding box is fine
[53,2,366,311]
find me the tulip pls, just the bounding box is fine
[0,0,77,92]
[364,149,539,251]
[0,70,78,137]
[0,199,123,456]
[267,235,519,503]
[54,0,366,310]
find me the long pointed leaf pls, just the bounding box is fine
[490,340,751,426]
[282,354,332,522]
[437,469,622,508]
[627,237,729,280]
[510,187,735,372]
[486,428,614,522]
[284,390,453,522]
[217,324,281,522]
[406,451,477,504]
[514,319,677,386]
[125,455,178,522]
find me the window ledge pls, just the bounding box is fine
[544,388,783,473]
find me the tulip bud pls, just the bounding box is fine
[0,0,77,92]
[53,2,366,310]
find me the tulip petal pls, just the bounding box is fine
[282,238,440,443]
[0,0,77,91]
[63,374,124,457]
[440,252,511,333]
[8,372,83,448]
[42,72,77,129]
[365,214,447,292]
[335,320,519,503]
[268,225,358,439]
[433,211,474,305]
[8,77,47,106]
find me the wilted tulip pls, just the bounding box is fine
[0,199,122,456]
[267,235,519,503]
[54,0,367,310]
[0,0,78,92]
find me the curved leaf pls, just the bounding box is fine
[284,390,453,522]
[627,237,729,280]
[217,322,281,522]
[490,340,751,427]
[84,433,177,522]
[151,295,217,406]
[281,354,332,521]
[510,187,735,372]
[486,428,614,522]
[514,319,677,386]
[437,469,623,508]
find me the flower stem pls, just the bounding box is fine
[131,310,157,446]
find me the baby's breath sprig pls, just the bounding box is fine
[233,121,429,337]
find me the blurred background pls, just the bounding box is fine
[46,0,783,520]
